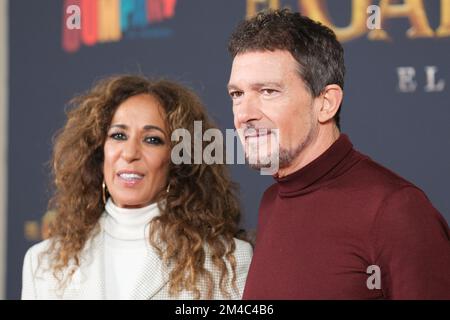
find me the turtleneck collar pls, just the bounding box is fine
[275,134,356,197]
[104,198,160,241]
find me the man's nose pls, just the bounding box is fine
[234,94,262,125]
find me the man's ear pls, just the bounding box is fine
[318,84,343,124]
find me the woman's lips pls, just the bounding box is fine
[116,172,144,187]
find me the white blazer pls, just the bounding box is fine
[21,215,253,300]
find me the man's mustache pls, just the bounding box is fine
[242,126,275,138]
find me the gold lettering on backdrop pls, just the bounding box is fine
[247,0,449,41]
[98,0,121,42]
[247,0,280,19]
[437,0,450,37]
[368,0,434,40]
[299,0,371,42]
[24,221,40,241]
[23,210,56,241]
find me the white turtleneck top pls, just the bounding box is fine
[103,198,160,300]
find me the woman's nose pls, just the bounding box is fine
[121,139,141,162]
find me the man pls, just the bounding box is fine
[227,9,450,299]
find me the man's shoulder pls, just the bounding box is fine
[259,149,428,205]
[337,151,418,193]
[261,182,279,202]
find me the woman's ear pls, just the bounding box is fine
[318,84,343,124]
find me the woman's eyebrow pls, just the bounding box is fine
[108,124,127,130]
[143,125,165,135]
[109,124,166,135]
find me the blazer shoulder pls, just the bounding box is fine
[22,239,54,299]
[234,238,252,253]
[233,238,253,265]
[24,239,53,267]
[27,238,52,253]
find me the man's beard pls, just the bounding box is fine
[246,121,317,171]
[245,130,278,170]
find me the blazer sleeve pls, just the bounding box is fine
[21,247,38,300]
[234,240,253,299]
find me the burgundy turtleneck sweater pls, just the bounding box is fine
[243,134,450,299]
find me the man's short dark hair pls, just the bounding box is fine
[228,9,345,129]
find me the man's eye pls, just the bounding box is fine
[261,89,278,95]
[110,133,126,140]
[229,91,243,99]
[145,136,164,145]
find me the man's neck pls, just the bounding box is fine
[276,125,340,178]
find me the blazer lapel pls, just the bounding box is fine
[64,216,170,300]
[130,247,170,300]
[66,230,105,299]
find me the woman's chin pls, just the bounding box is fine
[110,196,152,209]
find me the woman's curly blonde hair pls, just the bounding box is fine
[46,75,242,299]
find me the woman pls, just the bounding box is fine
[21,75,253,299]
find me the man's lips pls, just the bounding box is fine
[244,129,273,138]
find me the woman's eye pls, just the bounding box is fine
[110,132,126,140]
[145,136,164,145]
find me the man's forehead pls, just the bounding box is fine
[233,50,296,66]
[229,51,299,87]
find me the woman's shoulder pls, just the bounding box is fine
[22,239,54,278]
[25,239,53,260]
[232,237,253,261]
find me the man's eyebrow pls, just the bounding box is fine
[109,124,166,134]
[227,82,283,91]
[227,84,240,91]
[251,82,283,88]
